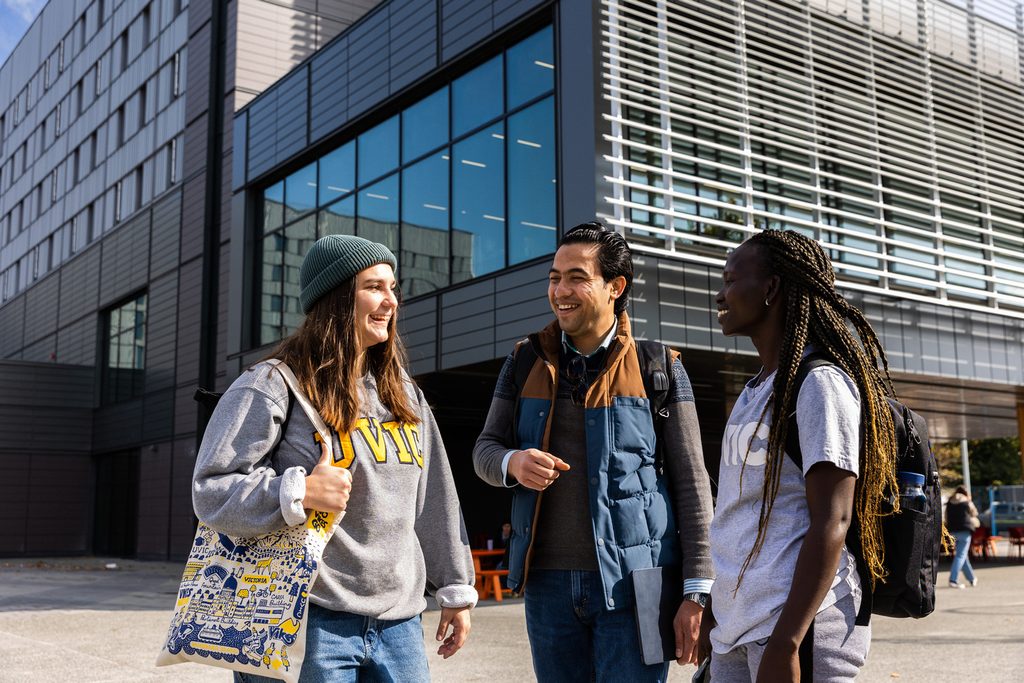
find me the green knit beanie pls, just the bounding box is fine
[299,235,398,313]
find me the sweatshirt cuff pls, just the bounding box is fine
[435,584,479,609]
[279,465,309,527]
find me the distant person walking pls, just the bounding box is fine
[946,485,980,589]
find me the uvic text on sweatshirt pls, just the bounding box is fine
[192,360,477,620]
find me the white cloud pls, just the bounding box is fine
[2,0,46,23]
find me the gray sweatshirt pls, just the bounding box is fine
[192,361,476,620]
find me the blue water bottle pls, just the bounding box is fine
[897,471,927,513]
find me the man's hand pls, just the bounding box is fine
[696,599,714,665]
[436,606,471,659]
[508,449,570,491]
[302,441,352,512]
[673,599,702,665]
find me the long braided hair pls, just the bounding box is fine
[737,229,898,589]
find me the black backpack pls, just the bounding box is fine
[510,335,672,471]
[786,355,942,625]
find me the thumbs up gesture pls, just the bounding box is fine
[302,440,353,513]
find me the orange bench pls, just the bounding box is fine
[476,569,512,601]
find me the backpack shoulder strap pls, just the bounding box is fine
[784,353,834,470]
[636,340,672,473]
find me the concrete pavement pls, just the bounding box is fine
[0,556,1020,681]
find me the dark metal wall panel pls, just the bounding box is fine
[168,437,200,560]
[174,259,204,386]
[179,175,207,263]
[173,383,199,438]
[146,273,179,393]
[493,260,550,351]
[143,388,176,443]
[150,189,183,278]
[494,0,546,28]
[310,36,349,143]
[389,0,437,92]
[184,22,212,125]
[247,90,280,177]
[22,273,60,347]
[627,253,660,342]
[347,8,391,117]
[274,69,310,165]
[58,248,101,328]
[99,212,151,308]
[24,454,92,555]
[93,400,145,452]
[441,0,492,62]
[21,335,57,363]
[56,315,98,366]
[440,280,496,368]
[135,441,172,559]
[183,115,209,182]
[0,453,30,553]
[399,296,438,375]
[0,298,25,359]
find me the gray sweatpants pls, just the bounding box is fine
[710,592,870,682]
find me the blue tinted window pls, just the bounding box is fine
[452,123,505,281]
[319,142,354,205]
[402,151,449,295]
[508,97,556,264]
[259,233,284,344]
[358,115,399,184]
[358,174,399,252]
[319,195,355,238]
[403,87,449,164]
[452,56,503,138]
[285,162,317,222]
[263,181,283,233]
[507,26,554,110]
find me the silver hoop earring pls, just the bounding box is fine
[764,298,770,307]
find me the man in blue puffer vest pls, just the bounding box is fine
[473,222,714,681]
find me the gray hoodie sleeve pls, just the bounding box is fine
[662,357,716,583]
[412,386,478,608]
[192,369,309,538]
[473,354,519,487]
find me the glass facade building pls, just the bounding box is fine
[256,26,557,344]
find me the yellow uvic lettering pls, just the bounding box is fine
[382,421,414,464]
[354,418,388,463]
[403,423,423,468]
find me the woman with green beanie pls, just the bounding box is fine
[193,234,476,681]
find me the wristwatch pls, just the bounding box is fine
[682,591,709,609]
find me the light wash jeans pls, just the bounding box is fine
[950,529,977,585]
[524,568,669,683]
[234,603,429,683]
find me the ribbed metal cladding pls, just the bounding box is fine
[601,0,1024,319]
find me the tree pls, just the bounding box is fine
[935,437,1023,487]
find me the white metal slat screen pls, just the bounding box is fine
[601,0,1024,319]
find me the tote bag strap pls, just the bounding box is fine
[266,359,349,535]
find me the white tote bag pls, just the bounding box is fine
[156,360,351,682]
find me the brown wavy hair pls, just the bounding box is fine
[737,229,898,589]
[265,280,419,433]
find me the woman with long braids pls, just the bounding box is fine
[193,235,476,681]
[698,229,898,681]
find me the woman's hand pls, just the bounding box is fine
[302,441,352,512]
[756,638,800,683]
[436,606,471,658]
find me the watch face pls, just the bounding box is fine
[685,593,708,608]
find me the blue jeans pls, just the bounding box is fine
[524,569,669,683]
[950,530,976,585]
[235,603,430,683]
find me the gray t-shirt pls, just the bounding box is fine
[710,363,862,653]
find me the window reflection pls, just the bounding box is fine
[403,87,449,163]
[453,123,505,281]
[259,233,284,345]
[319,194,355,237]
[285,162,317,222]
[283,216,317,334]
[508,97,556,265]
[319,142,354,205]
[401,152,449,296]
[507,25,554,110]
[452,55,503,138]
[358,115,399,184]
[358,174,399,252]
[263,181,283,233]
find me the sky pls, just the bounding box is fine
[0,0,47,68]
